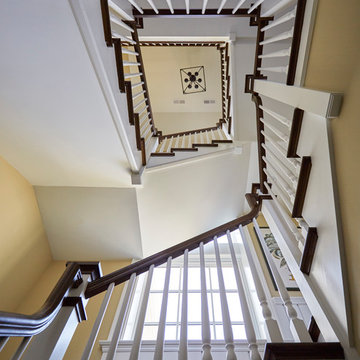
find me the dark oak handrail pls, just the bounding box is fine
[0,263,101,337]
[85,193,262,298]
[286,0,307,86]
[161,125,220,140]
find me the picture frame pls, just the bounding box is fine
[253,226,299,292]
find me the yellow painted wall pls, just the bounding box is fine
[1,260,131,359]
[304,0,360,351]
[0,156,52,312]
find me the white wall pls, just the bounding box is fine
[142,47,222,113]
[153,112,221,134]
[35,186,143,260]
[136,149,251,257]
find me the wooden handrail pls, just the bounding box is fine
[85,193,262,298]
[132,8,258,18]
[137,41,226,47]
[100,0,112,47]
[127,21,157,135]
[252,94,268,194]
[286,0,307,85]
[161,126,220,140]
[0,192,261,336]
[0,262,101,337]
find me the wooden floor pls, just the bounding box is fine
[304,0,360,353]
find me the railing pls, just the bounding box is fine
[152,127,232,157]
[0,193,260,357]
[136,41,226,47]
[245,0,307,89]
[251,93,317,269]
[220,43,233,135]
[100,0,158,166]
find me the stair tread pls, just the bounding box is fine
[171,147,198,152]
[151,152,175,157]
[212,140,233,144]
[192,143,218,148]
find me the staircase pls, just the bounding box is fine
[0,0,357,359]
[0,193,346,359]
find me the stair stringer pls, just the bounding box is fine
[69,0,144,172]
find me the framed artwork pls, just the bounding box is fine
[180,66,206,94]
[254,227,299,292]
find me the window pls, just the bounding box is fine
[121,230,266,343]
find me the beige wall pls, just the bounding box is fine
[154,112,222,134]
[0,156,52,312]
[142,46,222,134]
[304,0,360,351]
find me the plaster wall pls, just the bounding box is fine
[153,112,221,134]
[34,186,143,260]
[0,157,51,312]
[137,148,251,257]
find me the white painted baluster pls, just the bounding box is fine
[205,130,211,144]
[181,134,186,148]
[237,227,283,342]
[178,249,189,360]
[106,274,136,360]
[129,265,155,360]
[213,237,237,360]
[108,0,135,20]
[154,258,172,360]
[185,0,190,14]
[261,8,296,31]
[166,0,174,13]
[263,0,296,17]
[10,337,32,360]
[261,120,288,143]
[260,106,290,127]
[248,0,264,14]
[264,166,295,203]
[253,219,312,342]
[260,28,294,46]
[217,0,227,14]
[146,0,159,13]
[199,242,213,360]
[226,231,263,360]
[233,0,247,14]
[261,131,300,171]
[82,282,115,360]
[202,0,208,14]
[264,182,305,250]
[159,138,167,153]
[127,0,144,14]
[0,337,9,352]
[264,169,293,213]
[262,144,298,187]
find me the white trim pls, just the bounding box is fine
[262,200,343,343]
[100,339,266,354]
[253,80,343,118]
[68,0,140,172]
[294,0,319,86]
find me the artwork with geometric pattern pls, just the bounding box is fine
[180,66,206,94]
